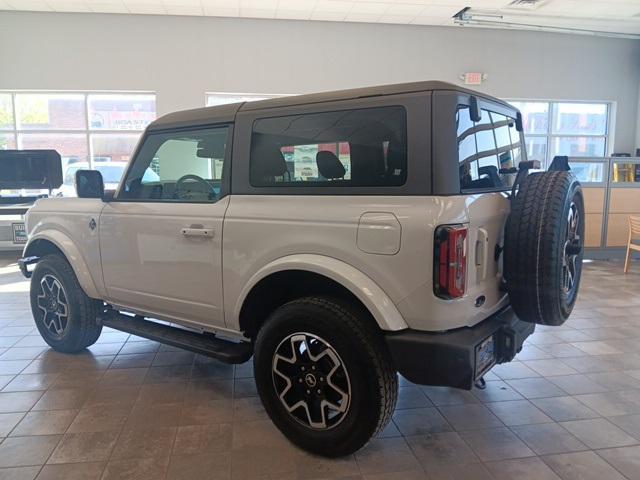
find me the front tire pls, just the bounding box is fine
[30,255,103,352]
[254,297,398,457]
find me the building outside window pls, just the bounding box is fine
[0,91,156,196]
[206,92,290,107]
[508,100,611,169]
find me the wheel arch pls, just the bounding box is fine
[24,232,101,299]
[235,254,407,339]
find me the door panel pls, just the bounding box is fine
[99,124,231,330]
[100,199,228,328]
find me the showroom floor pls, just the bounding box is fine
[0,254,639,479]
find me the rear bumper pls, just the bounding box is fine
[385,306,534,390]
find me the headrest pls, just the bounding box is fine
[316,151,346,180]
[253,145,287,179]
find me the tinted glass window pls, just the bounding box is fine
[250,106,406,187]
[457,106,521,192]
[121,127,228,202]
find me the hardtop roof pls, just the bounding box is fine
[147,80,514,131]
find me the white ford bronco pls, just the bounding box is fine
[19,81,585,457]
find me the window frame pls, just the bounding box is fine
[114,123,234,204]
[231,94,430,196]
[0,90,156,170]
[507,99,612,168]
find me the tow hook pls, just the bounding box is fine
[17,256,39,279]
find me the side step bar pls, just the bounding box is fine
[102,311,253,364]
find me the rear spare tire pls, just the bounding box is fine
[504,170,584,326]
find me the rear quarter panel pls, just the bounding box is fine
[223,194,508,333]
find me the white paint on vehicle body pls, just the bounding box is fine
[23,191,510,334]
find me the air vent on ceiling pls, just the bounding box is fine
[505,0,549,10]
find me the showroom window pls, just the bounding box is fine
[206,92,290,107]
[0,91,156,195]
[508,100,610,168]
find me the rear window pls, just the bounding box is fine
[457,106,522,192]
[250,106,407,187]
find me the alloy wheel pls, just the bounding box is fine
[562,201,582,297]
[272,332,351,430]
[36,274,69,339]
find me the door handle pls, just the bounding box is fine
[181,227,214,238]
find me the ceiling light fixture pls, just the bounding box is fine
[452,7,640,40]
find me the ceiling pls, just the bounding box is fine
[1,0,640,36]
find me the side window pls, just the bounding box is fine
[120,126,228,202]
[250,106,406,187]
[457,106,521,192]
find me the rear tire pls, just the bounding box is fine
[30,255,103,352]
[504,171,585,326]
[253,297,397,457]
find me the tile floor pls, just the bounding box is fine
[0,252,639,479]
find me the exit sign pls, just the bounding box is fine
[463,72,484,85]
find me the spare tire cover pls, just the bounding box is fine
[504,171,585,326]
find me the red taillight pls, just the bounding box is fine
[434,225,468,299]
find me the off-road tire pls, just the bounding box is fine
[30,254,103,352]
[504,171,585,326]
[253,297,398,457]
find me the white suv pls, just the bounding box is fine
[19,81,585,456]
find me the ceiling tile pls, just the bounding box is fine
[240,0,277,9]
[349,2,389,14]
[411,14,446,24]
[202,6,240,15]
[48,1,92,12]
[89,2,129,12]
[6,0,51,9]
[164,4,204,14]
[385,3,424,15]
[240,7,275,17]
[278,0,315,9]
[125,2,167,13]
[419,4,460,16]
[345,12,382,21]
[310,10,348,20]
[200,0,235,4]
[383,13,420,22]
[276,9,312,19]
[315,0,354,13]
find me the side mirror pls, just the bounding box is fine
[102,189,116,202]
[76,170,104,199]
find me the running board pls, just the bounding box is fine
[102,311,253,364]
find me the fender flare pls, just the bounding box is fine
[233,254,408,331]
[24,231,101,299]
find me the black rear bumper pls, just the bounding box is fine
[385,306,534,390]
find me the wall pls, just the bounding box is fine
[1,11,639,153]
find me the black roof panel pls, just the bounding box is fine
[147,81,513,131]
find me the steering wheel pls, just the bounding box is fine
[174,174,216,201]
